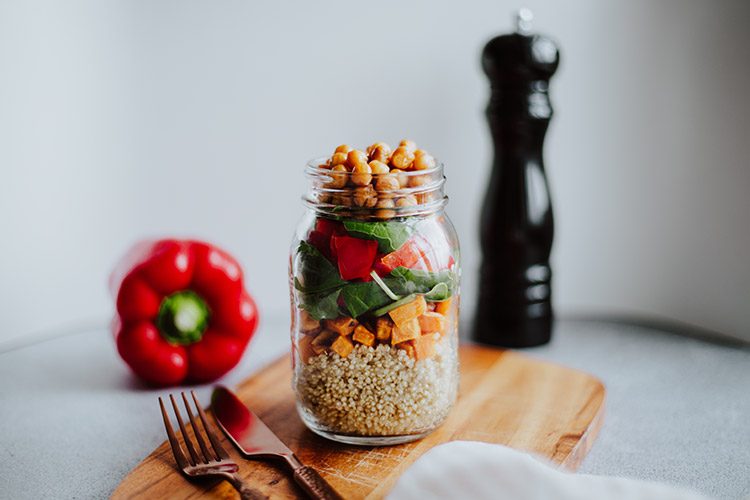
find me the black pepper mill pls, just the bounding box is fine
[472,10,559,347]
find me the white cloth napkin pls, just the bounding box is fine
[387,441,712,500]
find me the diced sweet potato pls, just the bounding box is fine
[391,317,420,344]
[388,295,427,327]
[311,330,337,354]
[413,333,438,360]
[418,312,446,335]
[331,334,354,357]
[299,309,322,335]
[298,334,316,363]
[396,340,416,358]
[375,317,393,342]
[352,324,376,347]
[323,316,357,336]
[434,298,452,316]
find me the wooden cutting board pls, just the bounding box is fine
[113,343,605,499]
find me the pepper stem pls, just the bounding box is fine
[157,290,210,345]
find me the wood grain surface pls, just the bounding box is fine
[112,343,605,499]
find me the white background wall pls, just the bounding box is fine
[1,0,748,345]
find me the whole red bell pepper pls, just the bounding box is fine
[110,239,258,386]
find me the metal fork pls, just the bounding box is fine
[159,390,267,500]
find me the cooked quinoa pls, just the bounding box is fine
[295,341,458,436]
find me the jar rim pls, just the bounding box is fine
[305,157,444,178]
[303,156,448,219]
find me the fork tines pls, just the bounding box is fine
[159,390,232,469]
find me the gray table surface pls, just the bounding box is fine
[0,317,748,500]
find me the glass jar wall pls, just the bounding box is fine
[289,143,460,446]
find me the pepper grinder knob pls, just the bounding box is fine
[515,8,533,34]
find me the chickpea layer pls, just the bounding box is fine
[321,140,439,219]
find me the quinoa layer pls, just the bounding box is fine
[295,342,458,436]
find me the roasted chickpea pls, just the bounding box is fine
[367,142,392,163]
[371,149,389,163]
[368,160,390,175]
[366,141,388,155]
[327,164,348,189]
[333,193,353,207]
[399,139,417,152]
[390,146,415,170]
[365,194,379,208]
[412,152,436,171]
[408,174,429,188]
[375,197,396,219]
[389,168,408,188]
[375,174,400,193]
[376,197,395,208]
[351,162,373,187]
[353,185,377,207]
[396,195,418,207]
[331,151,348,167]
[346,149,369,169]
[334,144,352,155]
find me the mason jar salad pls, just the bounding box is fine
[289,140,460,445]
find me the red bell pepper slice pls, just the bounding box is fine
[331,235,378,280]
[380,240,423,273]
[379,236,454,273]
[371,253,392,278]
[307,230,331,258]
[111,239,258,386]
[315,217,342,239]
[307,218,344,259]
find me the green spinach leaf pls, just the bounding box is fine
[342,221,412,253]
[295,241,344,294]
[340,281,392,318]
[299,289,342,320]
[424,282,450,301]
[383,266,457,300]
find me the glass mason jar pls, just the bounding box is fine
[289,154,460,446]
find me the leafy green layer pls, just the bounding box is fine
[294,240,457,320]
